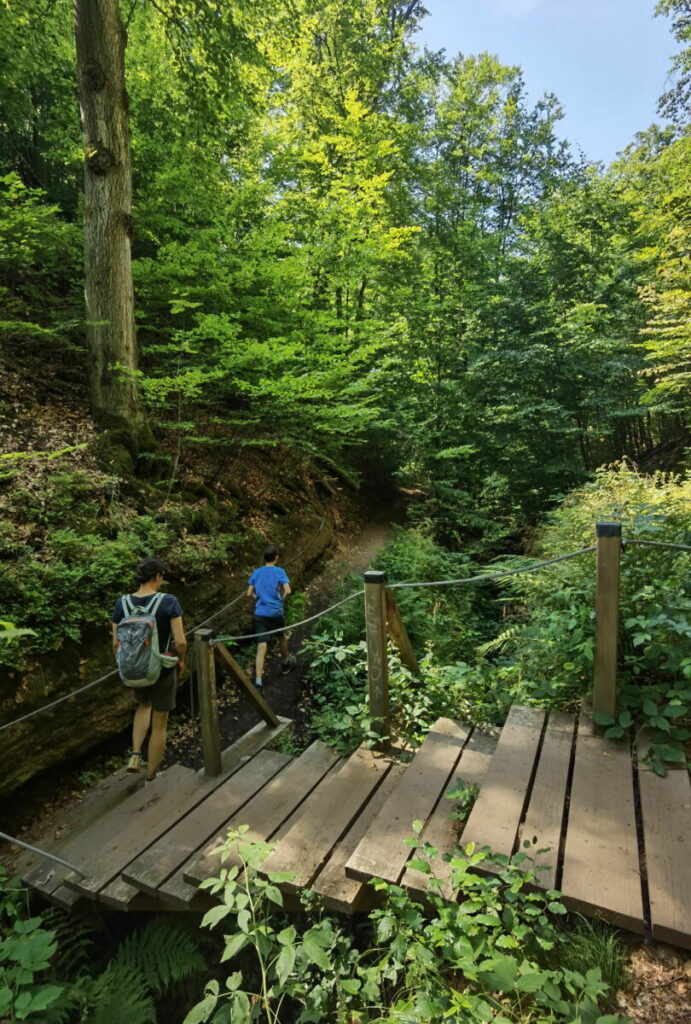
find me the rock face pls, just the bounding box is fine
[0,511,336,799]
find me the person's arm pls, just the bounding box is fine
[170,616,187,667]
[112,622,119,656]
[247,584,256,600]
[280,582,291,600]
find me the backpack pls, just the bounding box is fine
[115,593,167,687]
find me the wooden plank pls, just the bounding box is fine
[638,748,691,949]
[262,747,392,894]
[459,706,545,865]
[216,717,291,775]
[20,768,145,895]
[312,764,406,913]
[214,642,280,727]
[385,589,419,676]
[519,711,575,891]
[181,740,341,895]
[560,711,643,933]
[23,764,194,898]
[345,718,470,885]
[63,764,212,898]
[122,751,291,898]
[402,728,496,902]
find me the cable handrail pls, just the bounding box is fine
[623,539,691,553]
[210,544,598,643]
[0,518,328,733]
[0,532,685,732]
[0,830,85,877]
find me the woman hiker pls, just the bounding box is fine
[112,557,187,781]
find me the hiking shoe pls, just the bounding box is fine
[126,752,142,773]
[280,656,297,675]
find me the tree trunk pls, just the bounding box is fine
[74,0,144,441]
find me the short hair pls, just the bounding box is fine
[135,557,166,584]
[263,545,278,563]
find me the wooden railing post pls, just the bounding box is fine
[363,570,390,751]
[195,628,222,777]
[593,522,622,719]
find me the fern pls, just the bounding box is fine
[111,916,206,997]
[476,625,521,657]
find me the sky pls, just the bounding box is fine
[414,0,678,165]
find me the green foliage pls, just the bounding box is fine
[189,832,629,1023]
[555,916,629,1007]
[0,460,245,669]
[0,868,63,1021]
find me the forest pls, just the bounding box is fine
[0,0,690,1021]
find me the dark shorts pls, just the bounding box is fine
[130,666,177,713]
[255,614,285,645]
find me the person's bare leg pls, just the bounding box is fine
[129,703,151,769]
[278,634,289,660]
[146,710,169,779]
[255,641,268,682]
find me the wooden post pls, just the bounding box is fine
[364,571,390,751]
[195,629,222,777]
[384,588,419,676]
[213,642,280,728]
[593,522,622,719]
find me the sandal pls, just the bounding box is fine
[126,752,142,773]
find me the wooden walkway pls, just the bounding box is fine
[17,705,691,949]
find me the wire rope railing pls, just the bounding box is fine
[0,519,328,734]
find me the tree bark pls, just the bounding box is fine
[74,0,143,439]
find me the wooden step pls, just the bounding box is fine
[121,750,291,903]
[560,711,643,933]
[519,710,575,889]
[345,718,471,886]
[180,740,341,903]
[637,740,691,950]
[402,727,496,902]
[261,746,392,894]
[459,705,545,867]
[311,763,406,913]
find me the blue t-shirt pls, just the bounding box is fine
[248,565,290,617]
[112,592,183,650]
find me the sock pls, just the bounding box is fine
[255,677,263,688]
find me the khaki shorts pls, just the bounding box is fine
[130,666,177,713]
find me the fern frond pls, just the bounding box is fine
[110,916,206,997]
[41,905,95,978]
[476,625,521,657]
[83,962,155,1024]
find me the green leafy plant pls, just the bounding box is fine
[0,868,63,1021]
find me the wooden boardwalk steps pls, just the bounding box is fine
[15,705,691,950]
[560,711,643,933]
[345,718,471,887]
[637,741,691,947]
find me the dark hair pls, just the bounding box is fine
[263,545,278,563]
[135,557,166,584]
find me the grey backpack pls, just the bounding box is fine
[115,593,166,687]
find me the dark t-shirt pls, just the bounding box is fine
[112,592,183,651]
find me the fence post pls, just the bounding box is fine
[363,570,390,751]
[593,522,622,719]
[195,628,222,777]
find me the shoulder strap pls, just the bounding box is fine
[122,594,133,617]
[146,591,166,616]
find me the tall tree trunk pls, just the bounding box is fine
[74,0,144,442]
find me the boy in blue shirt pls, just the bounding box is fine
[247,545,296,689]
